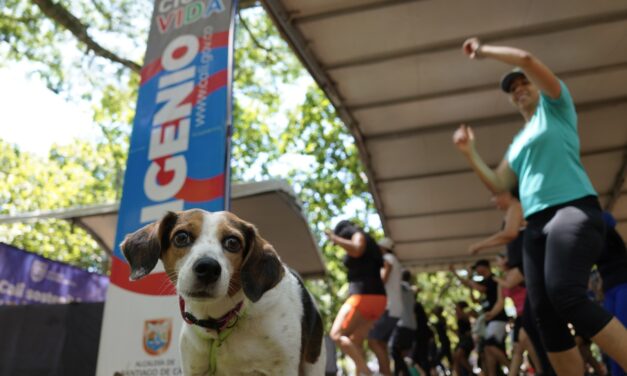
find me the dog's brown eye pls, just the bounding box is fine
[223,236,241,253]
[173,231,192,248]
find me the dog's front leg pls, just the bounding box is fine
[179,325,211,376]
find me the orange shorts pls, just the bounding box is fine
[342,294,387,329]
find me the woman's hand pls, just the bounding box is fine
[324,229,335,244]
[462,38,483,59]
[453,124,476,155]
[468,243,481,255]
[462,37,483,59]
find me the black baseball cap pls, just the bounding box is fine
[500,68,526,93]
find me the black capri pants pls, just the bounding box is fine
[523,195,612,352]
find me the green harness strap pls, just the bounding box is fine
[192,307,249,375]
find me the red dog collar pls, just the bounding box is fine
[178,296,244,333]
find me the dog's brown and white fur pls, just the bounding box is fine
[121,209,325,376]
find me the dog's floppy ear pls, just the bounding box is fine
[120,211,178,280]
[240,222,284,302]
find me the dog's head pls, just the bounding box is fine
[120,210,284,302]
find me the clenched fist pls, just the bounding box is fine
[452,124,476,155]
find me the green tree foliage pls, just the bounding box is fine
[0,2,379,321]
[1,0,148,93]
[0,2,474,334]
[0,139,115,273]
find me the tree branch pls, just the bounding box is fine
[30,0,142,73]
[238,10,277,65]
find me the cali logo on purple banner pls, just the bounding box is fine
[29,259,48,283]
[143,318,172,356]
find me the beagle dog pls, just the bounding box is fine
[121,209,325,376]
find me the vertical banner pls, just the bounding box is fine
[96,0,237,374]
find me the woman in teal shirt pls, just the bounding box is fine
[452,37,627,375]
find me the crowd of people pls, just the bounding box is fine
[324,37,627,376]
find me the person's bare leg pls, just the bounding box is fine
[453,352,462,376]
[592,317,627,372]
[455,349,473,376]
[518,329,543,374]
[546,347,584,376]
[477,350,486,376]
[486,345,509,368]
[330,304,373,375]
[352,322,376,372]
[368,338,392,375]
[484,348,497,376]
[508,342,523,376]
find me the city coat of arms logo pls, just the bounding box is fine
[143,318,172,356]
[30,259,48,283]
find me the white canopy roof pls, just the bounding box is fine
[263,0,627,270]
[0,180,326,278]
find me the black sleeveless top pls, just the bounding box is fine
[480,275,508,322]
[501,220,525,274]
[343,232,386,296]
[457,317,471,336]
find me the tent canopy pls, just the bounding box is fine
[263,0,627,270]
[0,180,326,278]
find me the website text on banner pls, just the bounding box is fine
[96,1,238,375]
[0,242,108,305]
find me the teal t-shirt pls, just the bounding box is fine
[506,80,596,218]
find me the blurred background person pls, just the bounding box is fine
[412,299,434,376]
[432,306,452,373]
[368,237,403,376]
[451,260,509,376]
[452,301,475,376]
[327,220,387,376]
[469,189,553,375]
[390,270,418,376]
[598,212,627,376]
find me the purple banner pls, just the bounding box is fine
[0,242,109,305]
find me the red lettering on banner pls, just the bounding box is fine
[176,8,184,29]
[157,13,174,34]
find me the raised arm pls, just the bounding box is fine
[325,230,366,258]
[463,37,561,99]
[449,264,487,293]
[381,257,393,283]
[453,124,517,193]
[495,268,524,289]
[469,202,523,254]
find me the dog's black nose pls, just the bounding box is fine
[193,258,221,284]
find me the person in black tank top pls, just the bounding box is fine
[468,190,555,375]
[451,259,509,376]
[327,220,387,375]
[468,190,524,269]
